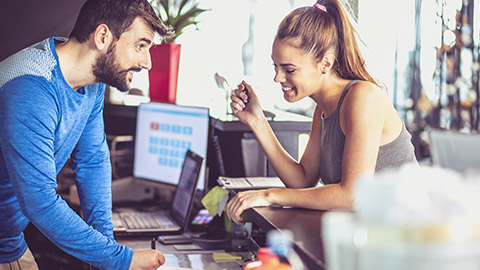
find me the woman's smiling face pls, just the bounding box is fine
[271,38,324,103]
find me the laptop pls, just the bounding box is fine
[429,130,480,172]
[112,150,204,236]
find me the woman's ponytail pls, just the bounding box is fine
[276,0,380,87]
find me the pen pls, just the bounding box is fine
[151,237,156,250]
[243,89,249,104]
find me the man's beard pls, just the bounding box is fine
[92,43,140,92]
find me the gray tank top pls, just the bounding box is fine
[319,80,417,185]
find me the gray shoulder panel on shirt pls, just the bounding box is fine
[0,39,57,89]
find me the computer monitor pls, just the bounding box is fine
[133,102,209,191]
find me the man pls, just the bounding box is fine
[0,0,172,269]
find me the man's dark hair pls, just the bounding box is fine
[70,0,172,42]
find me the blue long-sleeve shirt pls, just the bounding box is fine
[0,37,133,269]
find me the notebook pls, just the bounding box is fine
[429,130,480,172]
[113,150,204,236]
[217,176,286,190]
[217,176,325,190]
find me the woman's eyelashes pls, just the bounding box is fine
[273,64,296,74]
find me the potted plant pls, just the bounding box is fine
[148,0,208,104]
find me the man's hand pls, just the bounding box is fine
[129,249,165,270]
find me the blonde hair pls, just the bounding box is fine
[275,0,380,87]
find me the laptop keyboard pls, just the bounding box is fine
[119,212,177,229]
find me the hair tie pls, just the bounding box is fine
[314,3,327,12]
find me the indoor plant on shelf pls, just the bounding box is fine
[148,0,208,104]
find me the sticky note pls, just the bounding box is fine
[213,252,242,262]
[201,186,229,217]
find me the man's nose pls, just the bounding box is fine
[140,50,152,70]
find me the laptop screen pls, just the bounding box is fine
[133,102,209,191]
[170,150,203,228]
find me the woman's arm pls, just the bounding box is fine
[226,184,353,224]
[227,82,397,224]
[231,81,322,188]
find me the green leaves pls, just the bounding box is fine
[149,0,209,43]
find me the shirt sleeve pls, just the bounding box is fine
[70,84,114,240]
[0,77,133,270]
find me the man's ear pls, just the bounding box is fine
[92,24,113,51]
[318,53,336,74]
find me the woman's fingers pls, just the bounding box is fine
[230,85,248,115]
[230,102,244,115]
[226,194,245,224]
[241,81,255,99]
[233,81,253,102]
[230,94,245,107]
[226,190,272,225]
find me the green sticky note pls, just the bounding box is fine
[201,186,229,217]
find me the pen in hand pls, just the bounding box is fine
[237,82,249,104]
[243,88,249,104]
[151,237,156,250]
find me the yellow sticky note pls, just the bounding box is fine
[201,186,229,217]
[213,252,242,262]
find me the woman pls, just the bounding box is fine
[226,0,417,225]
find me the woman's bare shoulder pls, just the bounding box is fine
[344,81,389,107]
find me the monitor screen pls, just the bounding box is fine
[133,102,209,191]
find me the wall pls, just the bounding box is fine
[0,0,86,62]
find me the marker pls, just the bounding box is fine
[151,237,156,250]
[243,89,249,104]
[238,82,249,104]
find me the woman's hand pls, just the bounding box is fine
[226,189,272,225]
[230,81,265,129]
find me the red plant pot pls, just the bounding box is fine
[148,43,181,104]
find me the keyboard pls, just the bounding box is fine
[119,212,176,229]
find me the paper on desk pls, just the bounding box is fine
[201,186,229,217]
